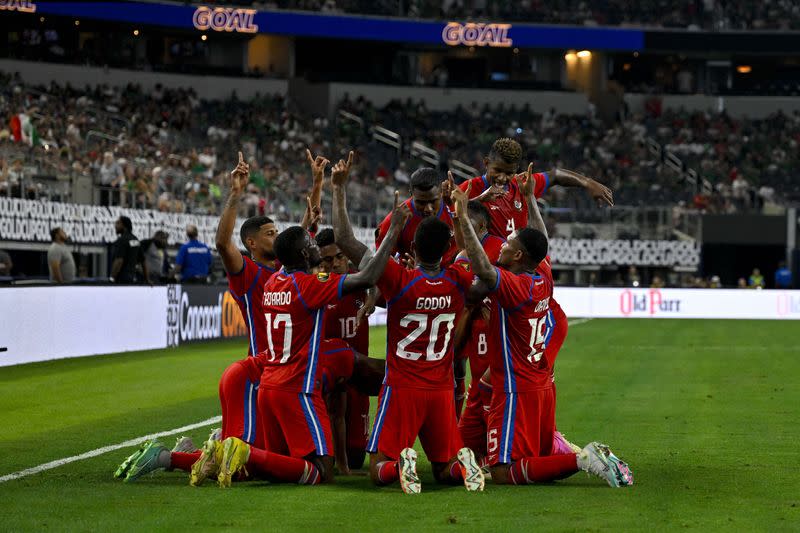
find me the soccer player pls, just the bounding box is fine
[330,163,485,495]
[452,170,633,487]
[211,191,410,487]
[116,152,281,482]
[318,338,386,474]
[453,188,577,462]
[375,165,458,265]
[459,137,614,239]
[315,227,373,473]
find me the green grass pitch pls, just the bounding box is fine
[1,319,799,532]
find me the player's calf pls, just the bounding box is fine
[431,448,485,492]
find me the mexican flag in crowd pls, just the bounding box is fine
[9,113,41,146]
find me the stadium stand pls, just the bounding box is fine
[238,0,800,30]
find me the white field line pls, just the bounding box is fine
[0,415,221,484]
[0,318,595,484]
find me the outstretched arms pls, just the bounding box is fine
[330,151,370,265]
[215,152,249,274]
[452,183,497,289]
[519,163,548,239]
[549,167,614,207]
[339,191,409,295]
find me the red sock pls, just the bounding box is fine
[449,460,464,482]
[246,447,320,484]
[509,454,579,484]
[170,451,202,472]
[375,461,399,485]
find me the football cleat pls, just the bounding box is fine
[124,440,169,482]
[190,438,223,487]
[114,442,147,479]
[207,428,222,442]
[217,437,251,488]
[398,448,421,494]
[456,447,485,492]
[171,436,197,453]
[553,431,582,455]
[579,442,634,488]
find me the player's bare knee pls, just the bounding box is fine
[431,462,449,483]
[490,464,512,484]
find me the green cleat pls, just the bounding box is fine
[114,443,146,479]
[123,440,170,483]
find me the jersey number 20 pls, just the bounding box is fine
[396,313,456,361]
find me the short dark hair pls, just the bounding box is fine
[315,228,335,248]
[239,215,274,248]
[274,226,308,267]
[516,227,548,265]
[50,227,61,241]
[488,138,523,166]
[409,167,440,192]
[467,200,490,229]
[414,217,451,264]
[118,216,133,232]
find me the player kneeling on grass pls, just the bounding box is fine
[197,192,409,487]
[452,174,633,488]
[329,162,485,494]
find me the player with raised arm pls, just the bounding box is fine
[459,138,613,239]
[330,167,485,495]
[454,173,578,465]
[452,170,633,488]
[315,227,372,473]
[212,192,410,487]
[375,166,458,266]
[116,152,281,483]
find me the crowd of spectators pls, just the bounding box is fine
[243,0,800,30]
[2,69,798,234]
[0,71,370,222]
[339,94,796,218]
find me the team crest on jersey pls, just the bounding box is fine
[317,272,331,282]
[460,263,471,272]
[514,200,522,210]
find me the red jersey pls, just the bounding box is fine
[318,338,356,396]
[488,260,555,393]
[377,259,473,390]
[455,232,504,382]
[324,286,369,355]
[227,256,279,356]
[258,269,346,394]
[460,172,549,239]
[375,198,458,265]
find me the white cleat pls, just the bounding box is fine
[207,428,222,442]
[457,447,485,492]
[398,448,421,494]
[578,442,634,488]
[171,436,197,453]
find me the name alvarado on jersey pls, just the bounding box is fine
[264,291,292,306]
